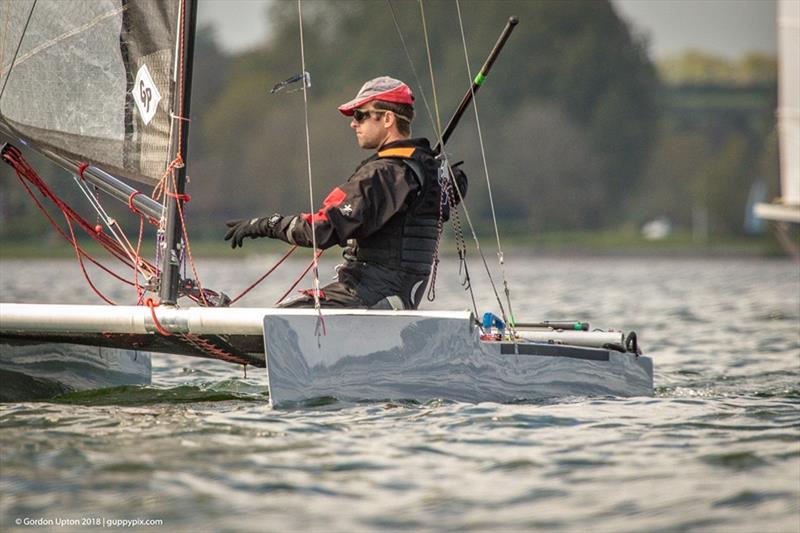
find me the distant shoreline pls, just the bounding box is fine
[0,232,785,260]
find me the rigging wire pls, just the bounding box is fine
[386,1,440,152]
[74,177,152,302]
[0,0,37,101]
[73,175,155,282]
[296,0,324,318]
[417,1,481,319]
[454,0,517,334]
[418,2,443,139]
[388,0,481,321]
[419,0,511,333]
[389,0,511,329]
[2,146,151,296]
[0,0,14,88]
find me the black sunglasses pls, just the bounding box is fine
[352,109,386,122]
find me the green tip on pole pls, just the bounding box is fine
[474,72,487,86]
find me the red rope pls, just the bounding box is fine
[77,162,89,180]
[275,249,324,305]
[145,298,172,336]
[230,245,298,305]
[176,1,187,154]
[165,191,190,202]
[152,155,184,201]
[127,191,142,212]
[65,214,116,305]
[3,146,157,283]
[178,333,251,366]
[167,168,210,307]
[4,147,131,263]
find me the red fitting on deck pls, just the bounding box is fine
[127,191,143,213]
[77,162,89,180]
[166,191,190,202]
[145,298,173,336]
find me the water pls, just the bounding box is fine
[1,255,798,532]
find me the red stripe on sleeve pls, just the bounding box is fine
[301,187,347,223]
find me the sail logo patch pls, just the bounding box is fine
[133,64,161,126]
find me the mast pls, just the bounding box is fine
[159,0,198,305]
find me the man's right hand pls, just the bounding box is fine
[225,217,272,248]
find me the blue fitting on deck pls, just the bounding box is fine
[482,312,505,332]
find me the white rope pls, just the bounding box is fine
[72,176,154,281]
[418,1,443,139]
[297,0,321,312]
[386,0,442,150]
[455,0,517,333]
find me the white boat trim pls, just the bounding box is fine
[0,303,472,336]
[754,202,800,224]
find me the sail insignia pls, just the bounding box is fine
[132,63,162,126]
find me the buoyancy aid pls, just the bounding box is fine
[354,144,445,276]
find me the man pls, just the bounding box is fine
[224,76,466,309]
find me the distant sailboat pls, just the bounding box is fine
[755,0,800,257]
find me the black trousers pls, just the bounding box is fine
[277,281,419,310]
[278,281,366,308]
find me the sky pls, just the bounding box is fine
[196,0,778,59]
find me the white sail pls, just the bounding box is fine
[778,0,800,208]
[0,0,182,185]
[756,0,800,223]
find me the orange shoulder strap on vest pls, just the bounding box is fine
[377,147,416,159]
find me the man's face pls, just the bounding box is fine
[350,105,388,149]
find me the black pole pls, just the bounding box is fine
[433,16,518,154]
[160,0,198,305]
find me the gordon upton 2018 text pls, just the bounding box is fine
[16,517,164,527]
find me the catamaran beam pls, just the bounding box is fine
[0,304,472,336]
[0,303,261,335]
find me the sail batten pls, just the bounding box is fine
[0,0,181,186]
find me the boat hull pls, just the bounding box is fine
[0,305,653,405]
[263,311,653,407]
[0,338,151,401]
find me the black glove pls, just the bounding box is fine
[224,214,284,249]
[450,161,468,204]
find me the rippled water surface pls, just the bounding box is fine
[1,256,798,532]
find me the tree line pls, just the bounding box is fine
[0,0,777,244]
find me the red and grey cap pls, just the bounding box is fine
[338,76,414,116]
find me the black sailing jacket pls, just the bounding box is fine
[271,138,467,308]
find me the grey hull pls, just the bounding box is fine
[263,311,653,407]
[0,338,151,401]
